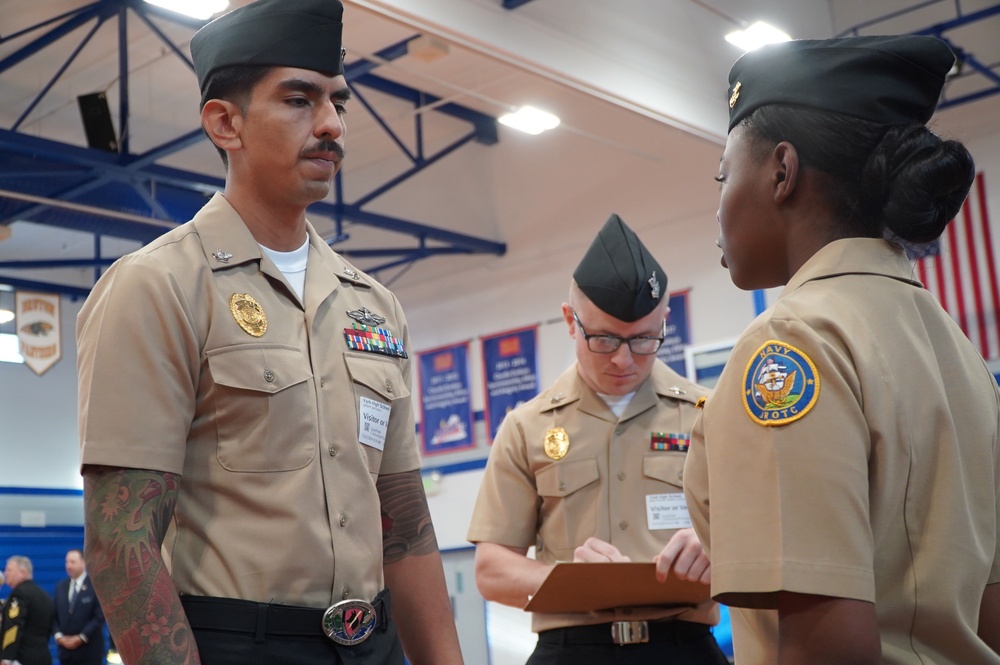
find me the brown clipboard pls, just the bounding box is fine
[522,562,711,613]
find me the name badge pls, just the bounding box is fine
[359,397,391,450]
[645,493,692,531]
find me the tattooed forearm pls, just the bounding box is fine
[83,465,201,665]
[376,469,439,563]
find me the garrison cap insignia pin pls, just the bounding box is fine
[212,249,233,263]
[648,271,661,299]
[347,307,386,327]
[729,81,742,109]
[742,340,820,426]
[230,293,267,337]
[544,427,570,461]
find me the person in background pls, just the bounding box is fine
[684,35,1000,664]
[52,549,105,665]
[469,214,729,664]
[76,1,463,663]
[1,556,54,665]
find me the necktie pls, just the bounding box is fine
[69,581,78,609]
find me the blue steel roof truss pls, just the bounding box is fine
[0,0,505,295]
[837,1,1000,110]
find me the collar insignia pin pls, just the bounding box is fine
[213,249,233,263]
[648,272,661,299]
[347,307,386,327]
[550,392,565,404]
[668,386,687,395]
[343,267,359,280]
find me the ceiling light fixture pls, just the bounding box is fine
[143,0,230,20]
[725,21,792,52]
[0,333,23,364]
[498,106,560,135]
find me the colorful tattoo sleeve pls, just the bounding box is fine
[83,465,201,664]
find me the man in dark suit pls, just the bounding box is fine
[1,555,55,665]
[52,550,105,665]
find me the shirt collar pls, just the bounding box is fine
[781,237,921,299]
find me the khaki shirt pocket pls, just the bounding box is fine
[534,459,600,559]
[208,344,317,472]
[344,354,409,475]
[642,453,685,492]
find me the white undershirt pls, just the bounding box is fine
[260,238,309,300]
[597,390,636,418]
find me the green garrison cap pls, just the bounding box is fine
[573,214,666,323]
[191,0,345,92]
[727,35,955,132]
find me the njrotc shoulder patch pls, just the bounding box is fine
[742,340,820,426]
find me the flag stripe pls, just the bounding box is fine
[976,174,1000,343]
[915,172,999,360]
[962,192,989,353]
[946,218,968,335]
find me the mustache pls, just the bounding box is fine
[301,141,345,161]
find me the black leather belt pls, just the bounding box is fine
[538,619,711,646]
[181,589,390,646]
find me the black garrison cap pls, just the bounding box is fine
[191,0,345,93]
[573,214,666,323]
[727,35,955,132]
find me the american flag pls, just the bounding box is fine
[914,172,1000,360]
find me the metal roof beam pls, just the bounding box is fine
[0,3,108,76]
[353,72,499,145]
[0,275,91,300]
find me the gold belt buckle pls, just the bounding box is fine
[611,620,649,645]
[321,599,377,645]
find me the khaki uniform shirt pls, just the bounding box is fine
[684,238,1000,664]
[78,193,421,608]
[468,360,718,632]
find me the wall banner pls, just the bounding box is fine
[481,325,539,444]
[656,290,691,377]
[418,341,475,455]
[15,291,61,376]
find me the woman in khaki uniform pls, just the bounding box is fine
[683,36,1000,664]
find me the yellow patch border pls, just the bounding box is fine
[742,339,821,427]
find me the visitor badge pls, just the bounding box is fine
[646,493,692,531]
[359,397,390,450]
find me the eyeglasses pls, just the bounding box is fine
[571,311,666,355]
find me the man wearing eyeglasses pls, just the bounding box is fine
[468,214,729,664]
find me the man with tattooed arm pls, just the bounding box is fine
[76,1,463,663]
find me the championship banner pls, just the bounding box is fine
[418,341,475,455]
[481,325,539,444]
[15,290,61,376]
[656,290,691,377]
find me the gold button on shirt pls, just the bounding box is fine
[684,238,1000,664]
[78,193,421,607]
